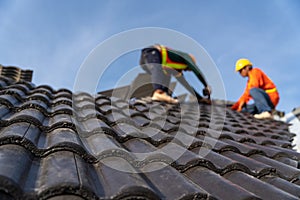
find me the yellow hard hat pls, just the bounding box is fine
[235,58,252,72]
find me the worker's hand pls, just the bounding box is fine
[237,102,244,111]
[231,102,239,110]
[202,85,212,96]
[199,98,211,105]
[231,101,245,112]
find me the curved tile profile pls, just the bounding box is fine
[184,167,261,200]
[224,171,299,200]
[0,75,300,199]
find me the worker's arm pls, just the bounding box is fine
[166,48,211,97]
[183,54,208,87]
[231,81,252,111]
[183,53,211,97]
[167,48,208,87]
[231,71,260,111]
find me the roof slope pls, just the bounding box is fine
[0,76,300,200]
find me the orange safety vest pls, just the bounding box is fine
[238,68,280,107]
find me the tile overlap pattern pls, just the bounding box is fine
[0,76,299,200]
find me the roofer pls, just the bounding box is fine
[231,58,280,119]
[139,44,211,104]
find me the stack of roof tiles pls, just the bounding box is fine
[0,65,33,82]
[0,75,300,200]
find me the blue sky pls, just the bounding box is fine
[0,0,299,113]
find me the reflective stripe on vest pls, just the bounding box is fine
[265,88,277,93]
[160,46,188,70]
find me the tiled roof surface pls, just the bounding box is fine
[0,75,300,200]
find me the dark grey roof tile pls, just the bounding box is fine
[98,104,113,114]
[26,93,51,106]
[123,138,157,153]
[2,108,45,128]
[20,99,49,111]
[95,97,111,107]
[82,134,127,160]
[122,138,174,166]
[270,145,300,160]
[105,111,128,124]
[72,156,104,199]
[0,105,10,119]
[248,133,292,146]
[250,154,300,181]
[112,100,129,109]
[36,151,82,198]
[222,151,276,177]
[111,122,158,143]
[176,122,199,135]
[74,107,98,120]
[76,117,113,136]
[0,144,32,199]
[43,112,74,129]
[224,171,299,200]
[180,116,202,127]
[94,157,160,200]
[43,128,83,149]
[0,79,8,87]
[11,83,31,93]
[219,138,264,155]
[148,104,171,116]
[169,130,205,149]
[160,121,180,133]
[164,143,203,170]
[140,126,173,145]
[275,157,299,168]
[0,94,22,109]
[73,100,95,111]
[52,96,72,105]
[203,150,247,173]
[195,135,238,153]
[51,103,72,113]
[184,167,261,200]
[257,137,292,148]
[53,91,72,100]
[132,102,149,112]
[0,122,33,140]
[261,176,300,198]
[131,115,150,127]
[141,162,208,200]
[30,86,52,95]
[2,87,26,98]
[246,142,300,160]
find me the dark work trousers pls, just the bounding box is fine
[242,88,274,114]
[140,48,171,94]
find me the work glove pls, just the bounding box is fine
[202,85,212,96]
[231,102,239,110]
[199,98,211,105]
[231,101,245,112]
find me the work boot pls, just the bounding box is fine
[152,90,178,104]
[254,111,273,119]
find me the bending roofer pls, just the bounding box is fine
[139,44,211,104]
[231,58,280,119]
